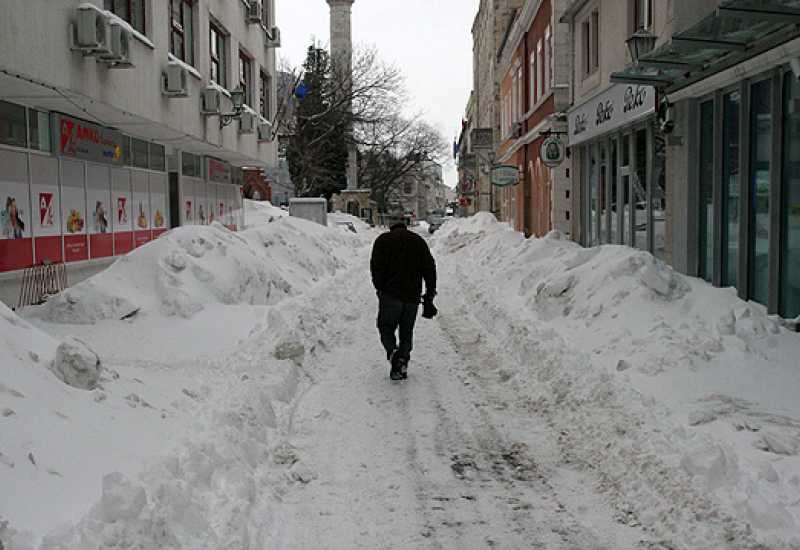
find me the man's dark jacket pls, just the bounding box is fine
[371,224,437,304]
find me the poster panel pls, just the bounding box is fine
[150,173,168,237]
[30,155,63,265]
[86,163,112,258]
[112,168,133,255]
[205,182,216,225]
[60,159,88,262]
[181,177,198,225]
[0,149,33,271]
[197,180,209,225]
[132,171,151,248]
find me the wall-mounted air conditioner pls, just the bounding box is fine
[266,26,281,48]
[239,112,256,134]
[99,22,133,67]
[201,87,222,115]
[257,122,272,141]
[247,1,262,24]
[163,63,189,98]
[72,6,111,55]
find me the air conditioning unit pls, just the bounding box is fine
[266,26,281,48]
[257,121,273,141]
[162,63,189,98]
[239,112,256,134]
[99,22,133,67]
[247,1,262,23]
[73,6,111,54]
[201,87,222,115]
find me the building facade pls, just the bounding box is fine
[0,0,280,277]
[497,0,571,238]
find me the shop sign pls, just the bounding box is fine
[567,84,655,146]
[470,128,493,151]
[491,165,520,187]
[56,114,126,166]
[540,136,565,168]
[207,158,232,184]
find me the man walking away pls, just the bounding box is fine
[370,222,437,380]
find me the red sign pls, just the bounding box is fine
[39,193,55,227]
[117,197,128,224]
[207,158,231,184]
[56,114,126,166]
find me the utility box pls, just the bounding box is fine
[289,198,328,226]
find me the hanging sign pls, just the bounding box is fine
[540,136,565,168]
[491,165,521,187]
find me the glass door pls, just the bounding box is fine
[782,75,800,318]
[698,100,715,281]
[599,143,608,244]
[749,79,772,306]
[621,134,631,245]
[610,139,618,244]
[722,90,741,288]
[633,128,648,250]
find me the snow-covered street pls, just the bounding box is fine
[2,204,800,549]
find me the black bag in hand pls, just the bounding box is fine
[421,295,438,319]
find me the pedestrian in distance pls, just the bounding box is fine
[370,221,438,380]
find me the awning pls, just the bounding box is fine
[611,0,800,93]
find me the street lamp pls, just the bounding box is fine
[626,28,657,65]
[220,87,246,128]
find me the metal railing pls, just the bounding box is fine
[17,262,67,309]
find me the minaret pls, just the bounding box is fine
[327,0,358,191]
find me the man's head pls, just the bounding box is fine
[389,222,407,231]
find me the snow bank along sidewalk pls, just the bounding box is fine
[433,213,800,549]
[0,208,373,549]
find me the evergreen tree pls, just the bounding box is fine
[286,45,348,199]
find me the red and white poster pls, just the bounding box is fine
[196,181,208,226]
[181,178,196,225]
[132,172,151,248]
[150,173,168,238]
[0,150,33,272]
[112,168,133,255]
[61,160,88,263]
[205,182,216,225]
[86,164,113,259]
[30,156,62,265]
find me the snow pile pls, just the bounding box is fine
[244,199,287,228]
[434,214,800,548]
[33,217,363,324]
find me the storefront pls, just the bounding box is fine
[177,153,244,231]
[0,100,169,273]
[568,83,663,257]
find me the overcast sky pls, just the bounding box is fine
[276,0,480,189]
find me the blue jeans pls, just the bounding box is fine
[376,293,419,362]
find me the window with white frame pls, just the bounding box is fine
[582,9,599,77]
[537,39,544,100]
[544,25,552,95]
[517,65,524,117]
[105,0,146,35]
[209,22,227,88]
[170,0,195,65]
[530,51,536,105]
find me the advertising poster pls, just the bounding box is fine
[150,173,168,238]
[30,156,62,265]
[225,186,235,230]
[234,185,244,230]
[0,149,33,272]
[112,168,133,255]
[181,177,196,225]
[132,172,151,248]
[86,164,113,259]
[196,181,208,226]
[60,160,88,263]
[218,185,226,228]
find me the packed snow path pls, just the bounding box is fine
[268,246,647,549]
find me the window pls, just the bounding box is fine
[105,0,146,35]
[150,143,166,172]
[261,0,271,27]
[239,51,253,106]
[698,100,714,282]
[182,152,202,177]
[170,0,195,66]
[781,74,800,317]
[544,25,552,95]
[591,11,599,72]
[722,91,741,288]
[582,19,590,76]
[260,71,272,120]
[29,109,51,152]
[0,100,27,148]
[517,66,524,117]
[132,138,149,169]
[633,0,653,31]
[537,39,544,100]
[530,51,536,105]
[209,22,227,88]
[749,80,772,305]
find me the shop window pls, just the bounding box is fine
[633,128,648,251]
[260,71,271,120]
[239,50,253,106]
[132,138,149,169]
[544,26,552,96]
[105,0,146,35]
[150,143,166,172]
[0,100,27,148]
[781,75,800,318]
[29,109,51,152]
[698,100,714,282]
[210,22,227,88]
[722,91,741,288]
[170,0,195,66]
[182,152,202,177]
[749,79,772,305]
